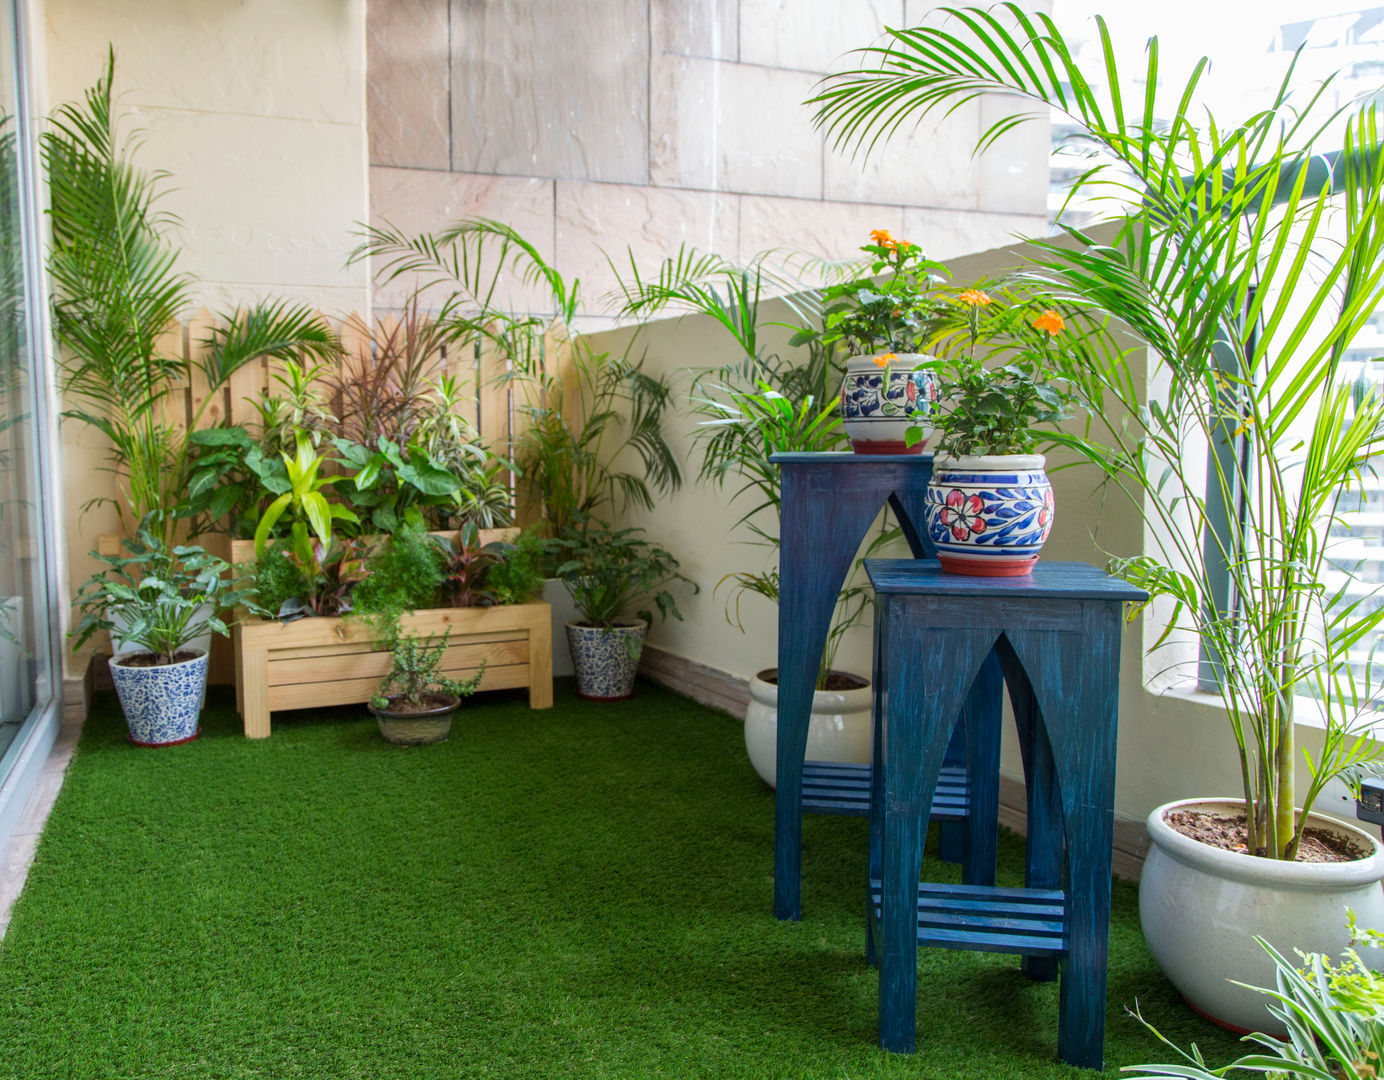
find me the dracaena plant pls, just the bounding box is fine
[253,432,360,588]
[812,4,1384,858]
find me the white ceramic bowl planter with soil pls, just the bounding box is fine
[743,669,871,788]
[1139,797,1384,1035]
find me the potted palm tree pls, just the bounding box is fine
[72,525,254,745]
[811,2,1384,1032]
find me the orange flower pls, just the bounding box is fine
[1033,309,1065,336]
[869,228,897,251]
[875,352,898,366]
[957,289,993,307]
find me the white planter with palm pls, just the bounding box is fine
[811,4,1384,1031]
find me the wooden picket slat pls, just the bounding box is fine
[185,307,223,428]
[155,320,190,437]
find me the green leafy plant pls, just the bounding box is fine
[434,522,498,608]
[549,518,696,637]
[350,525,445,630]
[371,629,485,710]
[1127,918,1384,1080]
[350,217,682,537]
[70,523,257,664]
[253,432,359,558]
[810,229,948,356]
[44,53,339,550]
[905,285,1077,457]
[484,527,547,606]
[812,4,1384,859]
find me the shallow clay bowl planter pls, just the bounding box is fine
[743,669,871,788]
[108,648,209,747]
[369,692,461,746]
[1139,796,1384,1035]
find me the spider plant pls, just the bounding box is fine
[811,4,1384,857]
[44,52,340,550]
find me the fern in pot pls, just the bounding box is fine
[549,518,696,701]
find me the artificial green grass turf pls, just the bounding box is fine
[0,679,1244,1079]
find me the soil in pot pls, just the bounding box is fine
[759,670,867,692]
[116,650,201,668]
[1166,808,1370,862]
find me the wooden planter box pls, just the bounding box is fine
[229,534,553,738]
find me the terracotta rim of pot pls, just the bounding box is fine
[1146,796,1384,889]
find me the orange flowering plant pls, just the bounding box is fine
[905,284,1077,456]
[799,230,950,355]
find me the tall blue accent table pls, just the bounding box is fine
[770,452,1003,923]
[864,558,1145,1069]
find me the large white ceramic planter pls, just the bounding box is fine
[566,619,647,701]
[108,649,209,747]
[839,353,938,454]
[923,454,1054,576]
[1140,797,1384,1035]
[743,669,871,788]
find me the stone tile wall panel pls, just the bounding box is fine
[449,0,650,184]
[368,0,450,169]
[739,0,902,72]
[652,0,739,59]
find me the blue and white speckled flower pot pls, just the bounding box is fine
[108,649,208,746]
[566,619,647,701]
[839,353,938,454]
[923,454,1054,576]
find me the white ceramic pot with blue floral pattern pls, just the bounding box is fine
[923,454,1054,576]
[839,353,939,454]
[109,649,208,746]
[566,619,647,700]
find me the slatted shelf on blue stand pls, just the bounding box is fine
[868,880,1067,957]
[801,761,970,819]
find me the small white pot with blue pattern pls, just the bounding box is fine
[839,353,938,454]
[923,454,1054,576]
[109,649,209,746]
[566,619,647,701]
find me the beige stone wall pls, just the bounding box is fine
[368,0,1051,324]
[45,0,371,674]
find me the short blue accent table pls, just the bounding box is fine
[864,558,1145,1069]
[770,452,1003,922]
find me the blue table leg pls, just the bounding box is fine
[962,652,1003,888]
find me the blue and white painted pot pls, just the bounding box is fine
[566,619,647,701]
[839,353,938,455]
[923,454,1054,576]
[109,649,208,746]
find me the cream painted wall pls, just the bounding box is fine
[584,236,1358,826]
[44,0,371,675]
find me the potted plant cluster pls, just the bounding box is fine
[548,517,695,701]
[906,285,1076,576]
[613,252,887,784]
[71,523,256,745]
[812,229,945,454]
[812,0,1384,1033]
[369,628,486,746]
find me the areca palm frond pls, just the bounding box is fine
[812,4,1384,858]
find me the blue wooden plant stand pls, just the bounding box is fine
[770,452,1003,922]
[863,558,1145,1069]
